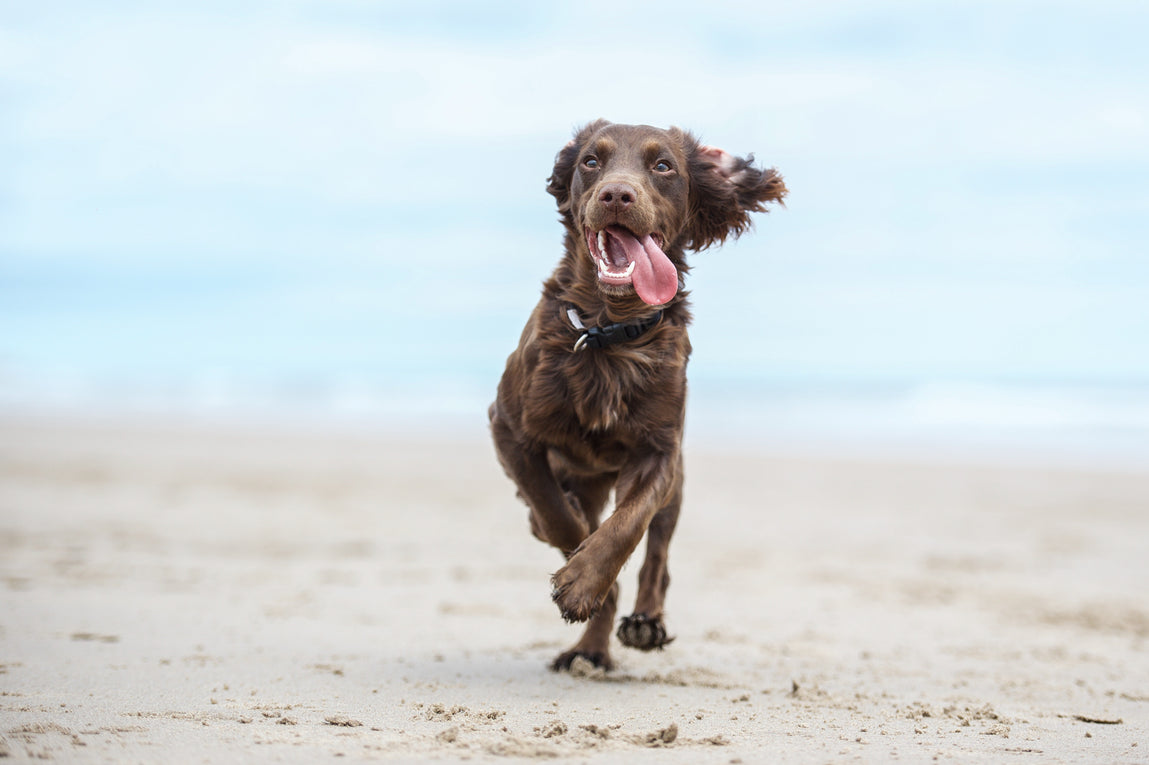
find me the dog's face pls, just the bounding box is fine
[547,120,787,306]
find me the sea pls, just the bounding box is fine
[2,263,1146,473]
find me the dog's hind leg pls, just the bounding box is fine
[550,474,618,670]
[551,582,619,671]
[618,454,682,651]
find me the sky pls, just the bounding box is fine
[1,1,1148,430]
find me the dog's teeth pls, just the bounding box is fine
[625,261,635,276]
[598,231,606,257]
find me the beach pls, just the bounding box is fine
[1,413,1146,763]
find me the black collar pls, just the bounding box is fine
[565,306,663,352]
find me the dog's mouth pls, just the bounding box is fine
[585,225,678,306]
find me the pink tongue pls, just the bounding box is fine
[607,226,678,306]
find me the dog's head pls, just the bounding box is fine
[547,120,787,306]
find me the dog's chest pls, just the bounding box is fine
[528,343,670,437]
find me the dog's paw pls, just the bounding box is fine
[550,649,614,673]
[549,581,600,623]
[550,558,610,623]
[617,613,675,651]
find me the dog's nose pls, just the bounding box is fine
[598,183,636,212]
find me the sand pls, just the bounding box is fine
[1,414,1146,763]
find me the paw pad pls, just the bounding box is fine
[617,613,675,651]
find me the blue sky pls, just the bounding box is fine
[2,1,1148,416]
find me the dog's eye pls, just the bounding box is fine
[582,156,599,169]
[654,160,673,173]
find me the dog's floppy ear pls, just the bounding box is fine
[684,136,787,252]
[547,119,611,217]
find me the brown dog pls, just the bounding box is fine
[489,120,786,671]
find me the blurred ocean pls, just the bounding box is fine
[4,355,1148,469]
[2,256,1146,469]
[2,2,1147,468]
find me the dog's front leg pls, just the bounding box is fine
[490,405,589,554]
[551,450,677,622]
[617,452,683,651]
